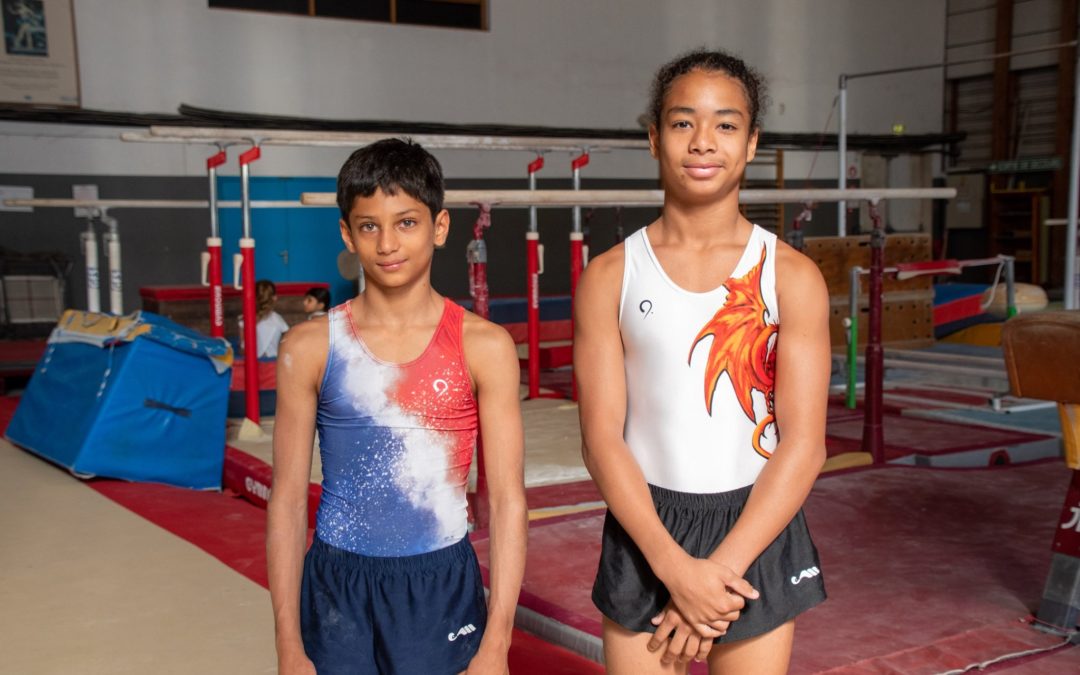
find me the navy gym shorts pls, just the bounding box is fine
[300,536,487,675]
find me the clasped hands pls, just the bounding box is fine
[646,557,759,666]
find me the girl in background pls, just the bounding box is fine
[255,279,290,358]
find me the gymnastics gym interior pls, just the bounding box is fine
[3,2,1080,673]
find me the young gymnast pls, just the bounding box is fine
[254,279,290,358]
[302,286,331,320]
[575,49,830,674]
[267,139,527,675]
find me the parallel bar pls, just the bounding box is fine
[6,188,957,212]
[300,187,957,208]
[2,198,317,209]
[143,126,646,152]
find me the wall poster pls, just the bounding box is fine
[0,0,79,106]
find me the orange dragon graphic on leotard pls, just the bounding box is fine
[687,244,778,459]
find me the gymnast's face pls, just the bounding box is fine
[339,188,449,288]
[649,69,758,204]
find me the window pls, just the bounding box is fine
[209,0,487,31]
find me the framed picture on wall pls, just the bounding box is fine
[0,0,79,106]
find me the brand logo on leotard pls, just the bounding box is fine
[448,623,477,641]
[432,379,448,395]
[790,566,820,585]
[638,299,653,319]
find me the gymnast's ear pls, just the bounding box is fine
[340,219,357,252]
[433,209,450,248]
[648,124,660,159]
[746,127,759,163]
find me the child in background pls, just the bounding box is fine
[302,286,331,320]
[255,279,290,358]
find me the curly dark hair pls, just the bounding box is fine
[646,48,768,133]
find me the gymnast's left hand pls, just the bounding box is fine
[649,601,721,665]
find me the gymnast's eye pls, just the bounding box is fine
[672,120,692,129]
[399,219,418,229]
[358,222,377,233]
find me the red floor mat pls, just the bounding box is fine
[475,461,1080,674]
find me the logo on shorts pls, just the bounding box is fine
[790,566,820,585]
[448,624,477,641]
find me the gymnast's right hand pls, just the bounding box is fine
[278,650,317,675]
[661,556,757,636]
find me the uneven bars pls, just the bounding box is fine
[138,127,648,152]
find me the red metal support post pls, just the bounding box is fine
[526,155,544,399]
[205,149,227,338]
[238,145,262,426]
[569,151,589,401]
[862,202,886,463]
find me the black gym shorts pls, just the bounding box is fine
[592,483,826,642]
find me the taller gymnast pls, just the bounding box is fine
[575,48,830,674]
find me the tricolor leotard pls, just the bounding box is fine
[314,298,478,556]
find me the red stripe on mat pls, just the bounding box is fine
[87,478,601,673]
[88,478,276,588]
[0,395,19,432]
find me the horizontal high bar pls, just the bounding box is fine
[301,187,957,208]
[843,40,1078,82]
[142,126,647,152]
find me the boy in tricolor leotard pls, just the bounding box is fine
[576,50,829,673]
[268,139,527,675]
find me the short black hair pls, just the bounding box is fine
[647,48,768,133]
[337,138,445,220]
[305,286,331,310]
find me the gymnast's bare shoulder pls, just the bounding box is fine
[577,239,626,306]
[276,313,329,390]
[774,238,829,311]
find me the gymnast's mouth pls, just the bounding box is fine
[683,163,723,178]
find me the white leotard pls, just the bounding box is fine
[619,224,780,493]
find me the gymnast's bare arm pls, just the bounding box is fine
[267,317,328,675]
[575,243,756,639]
[462,314,527,675]
[706,242,830,576]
